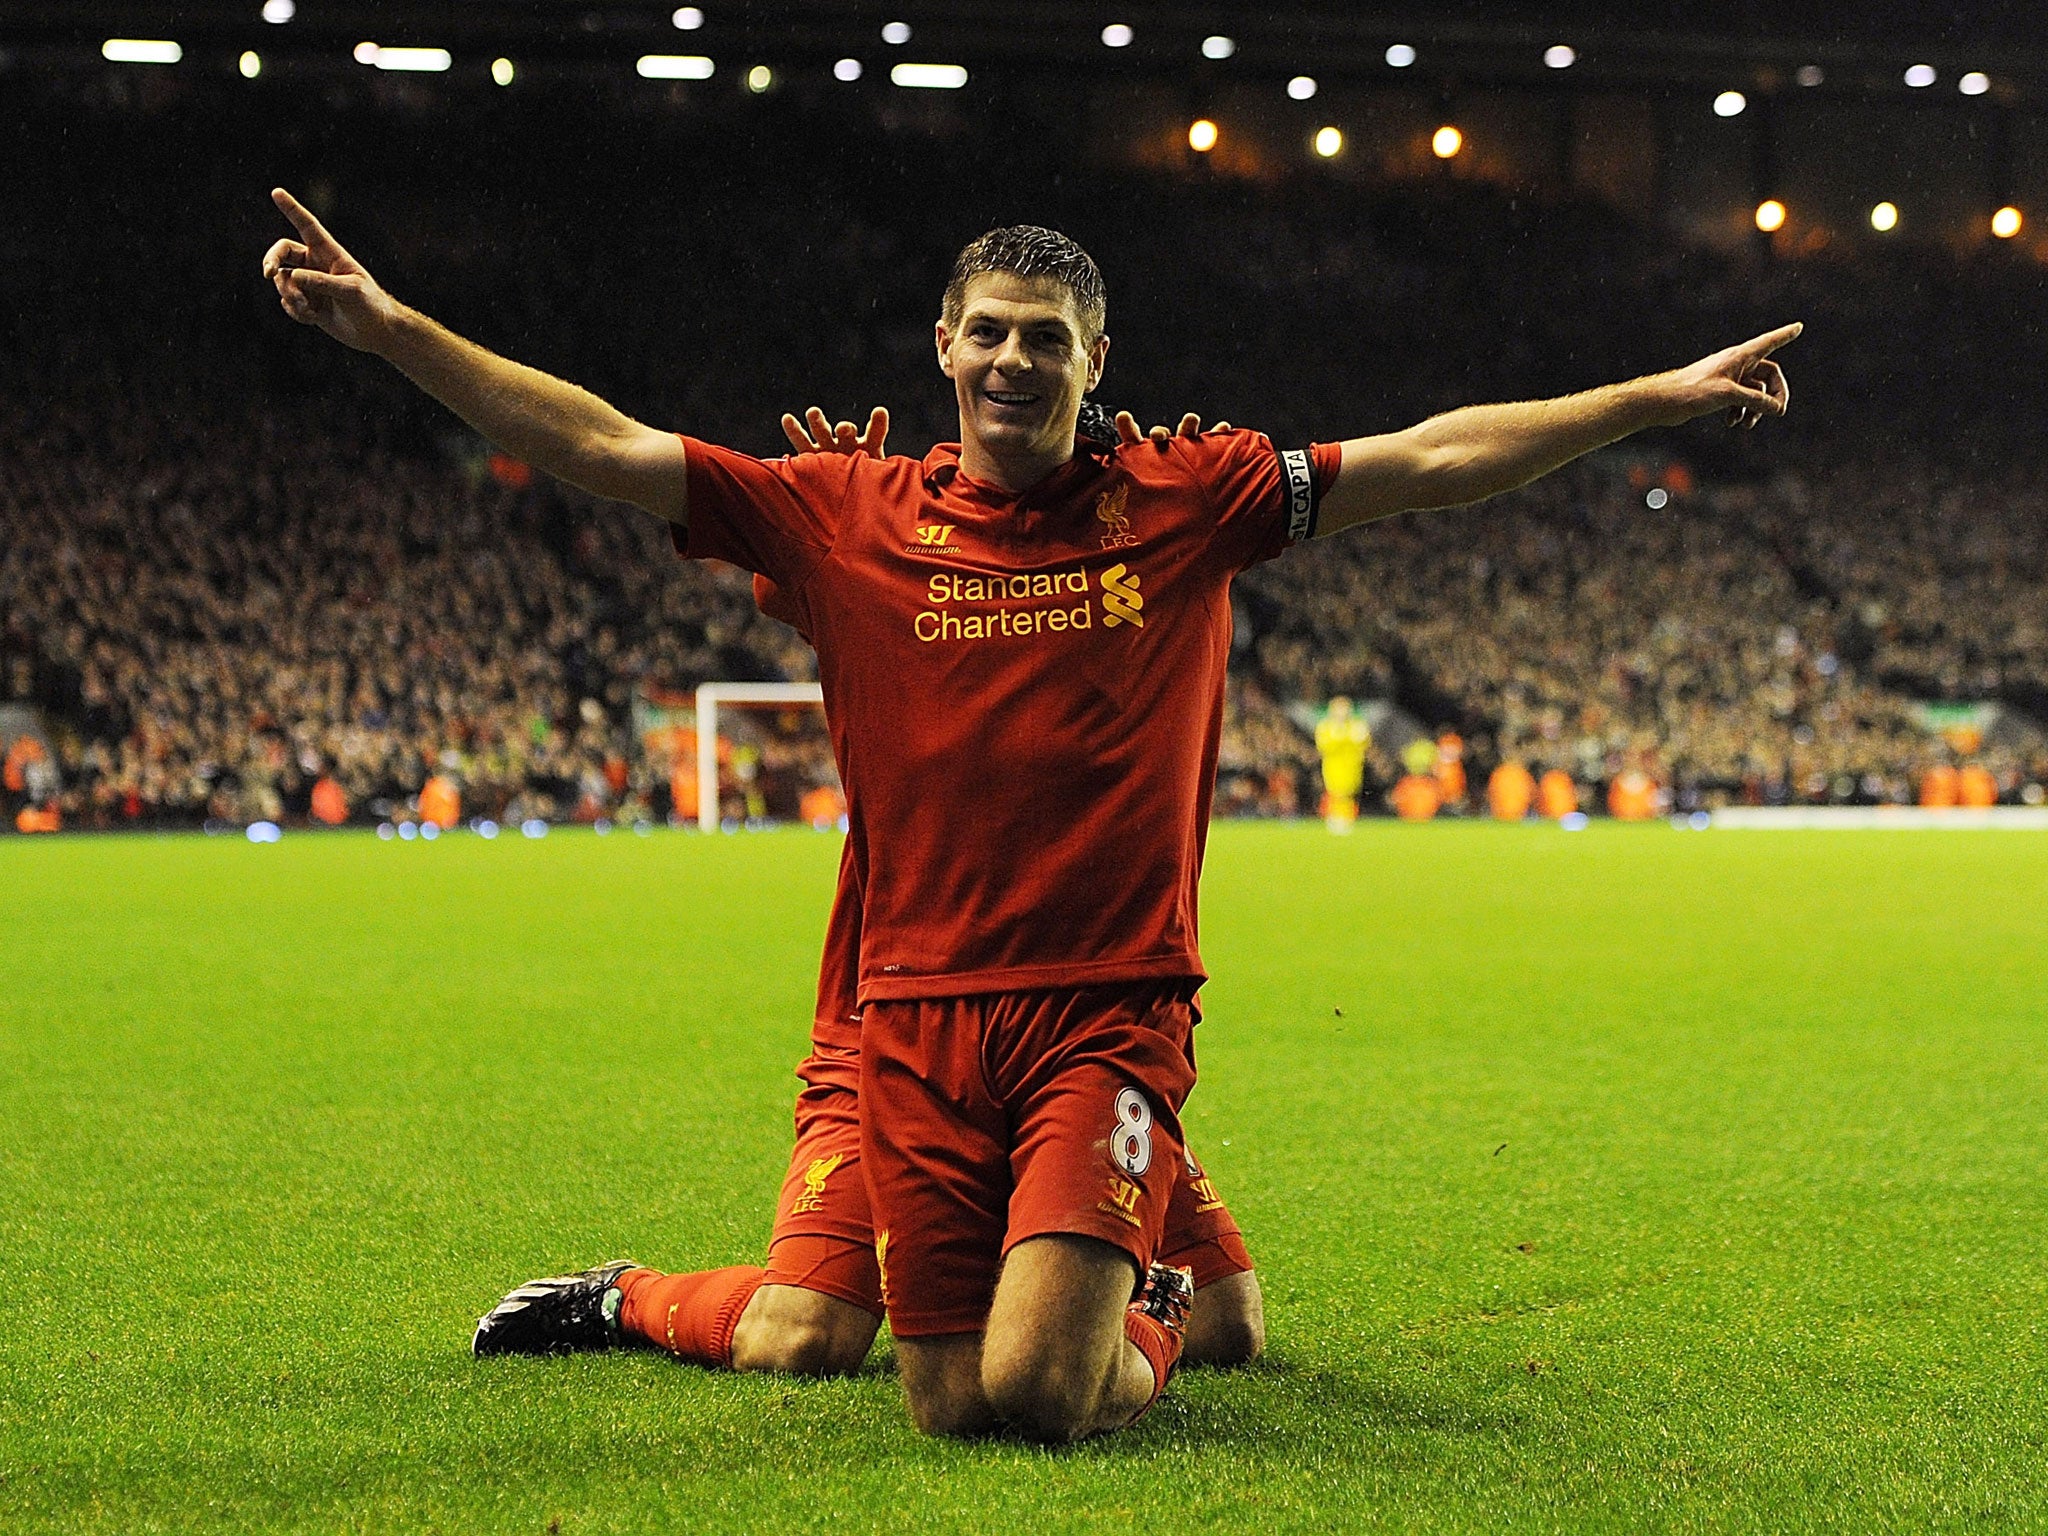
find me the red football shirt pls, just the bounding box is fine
[677,430,1337,1002]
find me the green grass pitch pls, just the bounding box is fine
[3,821,2046,1533]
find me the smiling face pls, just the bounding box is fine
[936,271,1110,489]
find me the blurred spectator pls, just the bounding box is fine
[1314,696,1371,833]
[1392,773,1441,822]
[1487,760,1535,822]
[419,773,461,830]
[1919,765,1960,809]
[1537,770,1580,821]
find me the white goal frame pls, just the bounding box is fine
[695,681,827,831]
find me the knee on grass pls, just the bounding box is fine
[1184,1271,1265,1368]
[980,1349,1111,1444]
[729,1289,878,1376]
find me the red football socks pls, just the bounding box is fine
[617,1265,766,1368]
[1122,1308,1186,1419]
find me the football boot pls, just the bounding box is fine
[471,1259,639,1356]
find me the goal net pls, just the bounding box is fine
[637,682,841,832]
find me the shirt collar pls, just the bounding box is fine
[921,436,1117,496]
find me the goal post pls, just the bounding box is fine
[695,681,826,832]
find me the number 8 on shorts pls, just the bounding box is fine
[1111,1086,1154,1176]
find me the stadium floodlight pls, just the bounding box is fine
[890,62,966,89]
[261,0,294,22]
[1795,63,1824,86]
[833,57,861,81]
[1870,200,1899,231]
[1755,198,1787,232]
[1992,205,2023,238]
[1385,43,1416,68]
[637,54,714,78]
[881,21,911,44]
[1903,63,1936,88]
[1714,90,1746,117]
[491,57,514,85]
[1202,35,1235,60]
[1313,126,1343,158]
[1431,124,1462,159]
[1188,117,1218,152]
[1958,71,1990,96]
[672,7,704,28]
[102,39,182,64]
[695,683,824,832]
[1543,44,1576,69]
[747,64,772,92]
[1101,23,1133,48]
[375,47,451,72]
[1287,75,1316,100]
[239,50,261,77]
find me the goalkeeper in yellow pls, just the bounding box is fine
[1315,696,1372,833]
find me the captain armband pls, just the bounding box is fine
[1280,447,1319,542]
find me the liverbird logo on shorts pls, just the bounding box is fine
[1095,483,1139,550]
[790,1152,845,1215]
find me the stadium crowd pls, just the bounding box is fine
[5,97,2046,829]
[0,386,814,827]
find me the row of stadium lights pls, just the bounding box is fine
[92,12,2032,213]
[1751,197,2024,238]
[96,38,953,90]
[101,13,2009,104]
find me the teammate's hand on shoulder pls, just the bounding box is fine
[1112,411,1232,449]
[781,405,890,458]
[262,188,397,354]
[1652,322,1800,431]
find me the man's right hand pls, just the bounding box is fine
[262,187,396,353]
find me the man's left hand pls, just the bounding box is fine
[1653,323,1801,430]
[782,405,891,457]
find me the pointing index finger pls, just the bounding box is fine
[1743,321,1803,359]
[272,187,335,247]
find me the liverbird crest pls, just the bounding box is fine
[1095,483,1137,547]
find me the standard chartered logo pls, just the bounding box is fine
[913,565,1150,643]
[1100,564,1143,628]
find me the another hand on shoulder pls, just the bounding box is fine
[261,188,399,354]
[1112,411,1231,448]
[781,405,890,458]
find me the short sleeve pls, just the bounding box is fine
[671,435,852,593]
[1173,430,1343,572]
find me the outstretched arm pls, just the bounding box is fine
[1315,324,1800,536]
[261,188,687,522]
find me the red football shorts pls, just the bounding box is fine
[859,980,1203,1338]
[765,1023,1251,1323]
[1159,1143,1255,1290]
[764,1040,883,1316]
